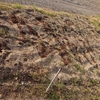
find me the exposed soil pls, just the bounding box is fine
[0,7,100,100]
[1,0,100,15]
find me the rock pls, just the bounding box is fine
[26,8,34,12]
[0,10,2,15]
[97,30,100,34]
[12,9,22,14]
[35,15,43,21]
[0,94,2,98]
[0,15,9,20]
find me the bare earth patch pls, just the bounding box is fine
[0,3,100,100]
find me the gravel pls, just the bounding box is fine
[1,0,100,15]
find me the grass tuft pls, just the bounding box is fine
[89,16,100,31]
[13,4,23,9]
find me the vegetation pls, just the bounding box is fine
[25,75,100,100]
[33,5,69,17]
[89,16,100,31]
[0,26,8,36]
[0,2,70,17]
[13,4,23,9]
[73,63,85,73]
[0,1,100,100]
[0,2,26,10]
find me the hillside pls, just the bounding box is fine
[0,2,100,100]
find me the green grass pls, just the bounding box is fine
[14,4,23,9]
[90,79,100,86]
[73,63,85,72]
[0,27,8,36]
[46,91,60,100]
[0,2,27,10]
[97,14,100,19]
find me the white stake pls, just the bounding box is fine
[46,67,62,92]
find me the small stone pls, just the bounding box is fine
[0,10,2,14]
[26,9,34,12]
[24,58,27,62]
[0,94,2,98]
[15,77,18,80]
[43,15,48,19]
[21,81,24,85]
[35,16,43,21]
[97,30,100,34]
[12,9,22,14]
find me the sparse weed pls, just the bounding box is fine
[74,63,84,72]
[0,2,24,10]
[14,4,22,9]
[97,71,100,77]
[46,91,60,100]
[0,27,8,36]
[94,96,100,100]
[89,16,100,30]
[14,83,20,90]
[33,73,38,79]
[0,3,10,10]
[56,83,65,90]
[33,5,69,17]
[90,79,100,85]
[99,58,100,60]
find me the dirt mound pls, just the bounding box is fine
[0,8,100,100]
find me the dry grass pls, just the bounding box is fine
[0,2,70,17]
[0,2,100,100]
[33,5,70,17]
[0,2,29,10]
[89,16,100,30]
